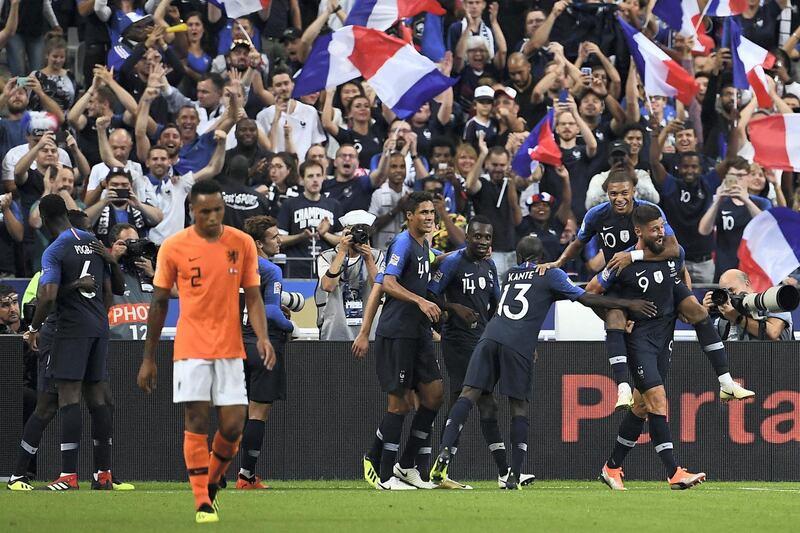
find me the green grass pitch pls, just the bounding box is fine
[2,480,800,532]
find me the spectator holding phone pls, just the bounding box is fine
[698,157,772,281]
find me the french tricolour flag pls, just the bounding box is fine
[209,0,271,19]
[705,0,747,17]
[618,17,699,105]
[738,208,800,291]
[511,109,561,177]
[749,114,800,172]
[293,26,455,119]
[730,18,775,108]
[345,0,445,30]
[652,0,709,53]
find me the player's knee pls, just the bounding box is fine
[218,422,243,442]
[387,393,412,415]
[419,385,444,410]
[34,399,58,421]
[605,309,627,330]
[477,394,498,419]
[631,401,648,418]
[643,388,668,414]
[508,398,528,418]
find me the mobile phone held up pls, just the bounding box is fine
[559,89,568,103]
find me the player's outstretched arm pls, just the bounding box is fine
[606,235,680,273]
[578,293,657,318]
[244,285,276,370]
[138,287,171,393]
[352,282,383,359]
[536,238,585,275]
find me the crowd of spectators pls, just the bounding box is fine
[1,0,799,283]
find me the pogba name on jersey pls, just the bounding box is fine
[73,244,94,255]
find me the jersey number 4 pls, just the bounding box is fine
[497,283,531,320]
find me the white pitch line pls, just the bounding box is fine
[738,487,800,493]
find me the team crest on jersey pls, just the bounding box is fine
[389,254,400,267]
[274,282,282,294]
[228,250,239,264]
[601,269,610,281]
[620,230,630,243]
[478,277,486,289]
[654,271,664,284]
[433,270,443,282]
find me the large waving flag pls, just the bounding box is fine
[730,18,775,108]
[705,0,747,17]
[511,109,562,177]
[618,17,699,105]
[749,114,800,172]
[208,0,271,19]
[652,0,709,52]
[419,13,446,62]
[345,0,444,30]
[738,208,800,291]
[293,26,455,118]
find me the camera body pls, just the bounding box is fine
[124,238,157,261]
[349,224,371,246]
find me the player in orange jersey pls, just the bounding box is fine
[137,180,276,524]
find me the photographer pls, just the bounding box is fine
[84,168,163,247]
[105,223,156,340]
[315,210,385,341]
[703,269,794,341]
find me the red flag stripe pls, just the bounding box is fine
[737,239,774,292]
[749,115,793,172]
[348,26,406,80]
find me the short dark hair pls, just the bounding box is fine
[468,214,493,234]
[405,191,434,215]
[0,283,16,298]
[678,151,700,163]
[67,210,90,231]
[602,169,638,192]
[199,72,225,92]
[109,222,137,243]
[487,146,509,159]
[430,136,456,156]
[270,65,293,86]
[632,204,663,227]
[39,194,68,222]
[190,179,222,201]
[149,145,170,157]
[244,215,278,242]
[620,122,646,139]
[420,176,443,190]
[517,235,544,263]
[299,159,324,178]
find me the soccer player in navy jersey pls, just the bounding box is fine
[430,235,656,489]
[591,205,705,490]
[354,191,444,490]
[428,215,534,487]
[23,195,122,491]
[540,170,753,409]
[236,215,295,490]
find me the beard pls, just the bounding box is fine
[643,238,665,255]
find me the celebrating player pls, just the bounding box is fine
[591,204,706,490]
[22,195,123,491]
[236,216,295,489]
[430,235,657,489]
[354,191,443,490]
[428,215,534,487]
[540,170,752,408]
[137,180,276,523]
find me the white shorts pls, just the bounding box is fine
[172,358,248,406]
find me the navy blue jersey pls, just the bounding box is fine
[482,264,584,355]
[39,228,110,338]
[240,256,294,341]
[714,196,771,275]
[598,247,685,320]
[578,199,674,262]
[375,231,432,339]
[428,249,501,342]
[658,172,716,259]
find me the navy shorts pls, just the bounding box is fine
[463,338,533,402]
[46,336,109,382]
[36,324,57,394]
[375,333,442,394]
[441,336,478,393]
[244,334,288,403]
[626,316,675,392]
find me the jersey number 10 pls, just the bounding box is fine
[497,283,531,320]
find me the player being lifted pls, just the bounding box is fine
[591,204,706,490]
[428,215,534,487]
[236,216,294,489]
[540,170,752,408]
[353,191,444,490]
[138,180,276,523]
[430,235,657,489]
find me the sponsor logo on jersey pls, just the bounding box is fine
[389,253,400,266]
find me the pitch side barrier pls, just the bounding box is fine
[1,338,799,481]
